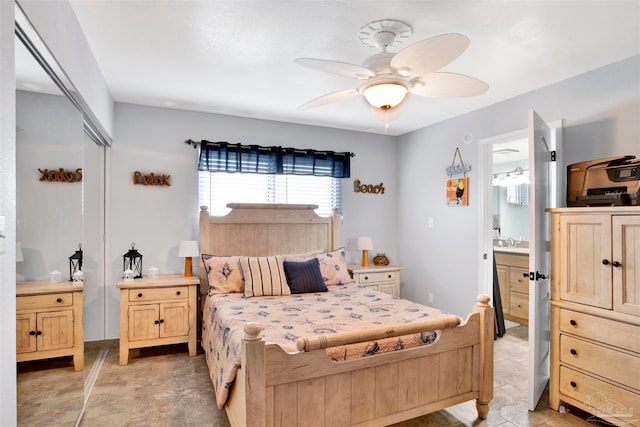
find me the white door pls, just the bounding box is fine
[527,110,553,411]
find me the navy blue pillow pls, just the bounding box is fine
[283,258,328,294]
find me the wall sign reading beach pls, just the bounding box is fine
[354,179,385,194]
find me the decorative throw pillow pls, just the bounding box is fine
[283,258,328,294]
[202,255,244,294]
[286,247,353,285]
[240,255,290,298]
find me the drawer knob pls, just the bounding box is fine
[137,293,143,298]
[612,261,622,268]
[602,259,610,265]
[159,319,164,324]
[364,276,368,280]
[570,381,577,388]
[56,298,62,303]
[176,291,181,296]
[569,319,577,326]
[29,331,36,336]
[570,349,577,355]
[388,274,392,279]
[36,331,42,336]
[154,320,160,325]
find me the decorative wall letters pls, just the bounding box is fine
[38,168,83,182]
[133,171,171,186]
[354,179,385,195]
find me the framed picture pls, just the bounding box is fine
[447,177,468,207]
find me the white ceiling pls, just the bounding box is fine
[19,1,640,136]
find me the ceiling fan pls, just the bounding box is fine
[296,19,489,124]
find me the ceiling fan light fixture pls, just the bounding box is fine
[362,82,408,109]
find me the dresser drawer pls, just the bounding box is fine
[129,286,188,302]
[560,335,640,390]
[357,271,398,284]
[559,309,640,354]
[559,366,640,426]
[17,293,73,311]
[509,292,529,319]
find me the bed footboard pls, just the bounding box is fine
[231,295,493,427]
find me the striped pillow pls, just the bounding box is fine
[240,255,290,298]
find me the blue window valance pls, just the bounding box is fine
[197,140,351,178]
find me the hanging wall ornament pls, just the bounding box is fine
[446,147,471,207]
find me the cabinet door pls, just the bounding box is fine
[560,214,612,308]
[16,313,37,353]
[159,302,190,338]
[496,265,509,314]
[37,310,74,351]
[377,283,396,297]
[128,304,160,341]
[613,215,640,316]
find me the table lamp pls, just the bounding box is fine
[178,240,200,277]
[357,236,373,267]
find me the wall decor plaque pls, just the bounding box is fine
[133,171,171,186]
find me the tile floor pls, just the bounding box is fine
[17,326,610,426]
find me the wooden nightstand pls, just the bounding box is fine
[16,280,84,371]
[117,274,199,365]
[348,265,401,297]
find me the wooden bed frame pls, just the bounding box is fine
[199,203,494,427]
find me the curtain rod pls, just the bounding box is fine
[184,139,355,157]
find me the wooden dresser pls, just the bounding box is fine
[548,207,639,426]
[117,274,199,365]
[16,280,84,371]
[348,265,401,297]
[494,249,529,325]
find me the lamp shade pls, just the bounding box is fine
[362,82,408,109]
[178,240,199,257]
[357,237,373,250]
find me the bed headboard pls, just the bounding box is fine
[199,203,341,287]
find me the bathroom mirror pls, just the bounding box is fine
[15,5,107,425]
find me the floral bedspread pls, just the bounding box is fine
[202,283,450,408]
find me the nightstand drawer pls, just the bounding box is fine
[559,309,640,354]
[17,293,73,311]
[559,366,640,422]
[358,271,398,284]
[560,335,640,390]
[129,286,188,302]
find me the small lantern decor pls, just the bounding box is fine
[69,244,83,282]
[123,242,143,279]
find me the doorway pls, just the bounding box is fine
[479,117,563,411]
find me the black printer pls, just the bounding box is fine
[567,155,640,206]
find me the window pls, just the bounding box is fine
[199,171,342,217]
[507,183,529,206]
[196,141,350,217]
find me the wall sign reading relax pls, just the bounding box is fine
[354,179,385,194]
[38,168,83,182]
[133,171,171,186]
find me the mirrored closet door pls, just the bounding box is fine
[15,5,107,425]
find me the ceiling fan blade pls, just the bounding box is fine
[298,89,359,110]
[295,58,375,80]
[391,33,470,77]
[411,72,489,98]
